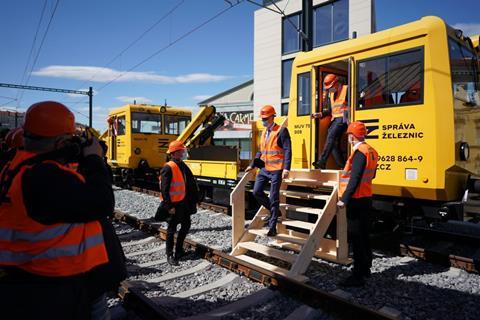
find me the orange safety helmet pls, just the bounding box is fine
[23,101,76,137]
[323,73,338,89]
[260,105,276,119]
[168,140,186,154]
[11,127,24,148]
[347,121,367,138]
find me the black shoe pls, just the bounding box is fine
[312,161,326,169]
[174,249,186,261]
[338,275,365,287]
[363,269,371,278]
[267,228,277,236]
[167,255,179,266]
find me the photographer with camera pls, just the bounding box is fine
[0,101,122,319]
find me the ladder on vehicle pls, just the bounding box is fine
[230,169,350,282]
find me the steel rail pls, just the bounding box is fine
[113,210,397,320]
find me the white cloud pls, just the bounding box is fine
[452,23,480,37]
[116,96,152,104]
[32,65,230,84]
[193,95,211,101]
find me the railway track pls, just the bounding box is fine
[113,187,480,319]
[113,210,397,320]
[131,186,228,214]
[131,186,480,275]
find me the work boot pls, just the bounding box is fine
[175,249,186,261]
[338,275,365,287]
[312,161,326,170]
[167,255,179,266]
[267,228,277,236]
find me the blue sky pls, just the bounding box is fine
[0,0,479,131]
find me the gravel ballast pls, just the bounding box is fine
[115,187,480,319]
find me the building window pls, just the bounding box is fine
[297,72,311,116]
[282,13,301,54]
[164,115,190,135]
[281,103,289,116]
[239,138,251,160]
[282,59,294,98]
[214,138,251,160]
[314,0,349,47]
[357,48,424,110]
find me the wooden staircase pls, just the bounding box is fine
[230,169,350,282]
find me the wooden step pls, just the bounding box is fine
[282,220,316,231]
[234,254,308,282]
[283,178,322,186]
[280,190,330,201]
[248,228,307,246]
[238,241,297,263]
[283,178,337,188]
[280,203,323,215]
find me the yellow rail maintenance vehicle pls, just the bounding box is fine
[102,104,191,187]
[286,16,479,229]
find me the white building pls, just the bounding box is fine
[254,0,375,117]
[199,80,254,160]
[202,0,374,160]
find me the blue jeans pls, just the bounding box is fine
[319,117,347,168]
[253,168,283,230]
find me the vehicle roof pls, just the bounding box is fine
[294,16,447,68]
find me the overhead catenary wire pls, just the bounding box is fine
[72,0,244,106]
[17,0,61,107]
[16,0,48,102]
[246,0,307,41]
[71,0,186,93]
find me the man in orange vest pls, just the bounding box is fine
[337,121,378,287]
[0,101,117,319]
[312,74,349,169]
[157,140,199,265]
[246,105,291,236]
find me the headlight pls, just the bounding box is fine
[134,147,141,155]
[459,142,469,161]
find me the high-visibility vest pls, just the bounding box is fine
[0,150,108,277]
[330,85,348,119]
[159,161,186,203]
[339,143,378,199]
[260,124,285,171]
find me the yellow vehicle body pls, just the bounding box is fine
[186,160,239,180]
[104,104,191,170]
[287,16,479,202]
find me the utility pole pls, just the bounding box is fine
[88,86,93,127]
[301,0,313,52]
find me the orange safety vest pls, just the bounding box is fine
[339,143,378,199]
[0,150,108,277]
[159,161,186,203]
[330,85,348,119]
[260,124,285,171]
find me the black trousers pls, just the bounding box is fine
[166,205,191,257]
[319,117,347,168]
[0,270,89,320]
[346,197,372,278]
